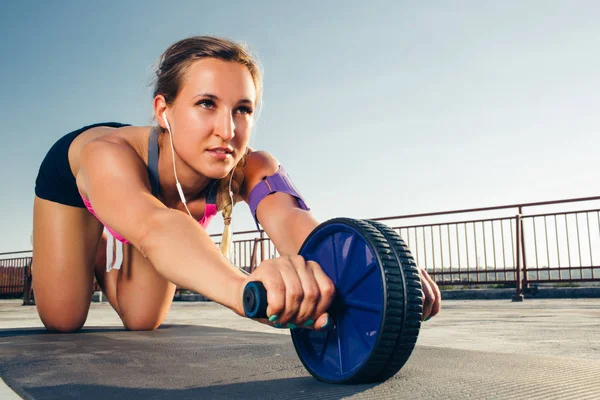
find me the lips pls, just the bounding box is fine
[207,146,234,160]
[207,146,233,154]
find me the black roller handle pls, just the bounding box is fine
[243,281,269,318]
[243,280,340,324]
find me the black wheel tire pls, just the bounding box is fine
[363,219,423,382]
[292,217,416,384]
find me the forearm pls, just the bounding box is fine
[137,209,246,313]
[265,207,320,257]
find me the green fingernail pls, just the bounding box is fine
[268,315,278,322]
[303,319,314,327]
[273,323,284,328]
[320,316,330,329]
[425,316,431,322]
[287,323,297,329]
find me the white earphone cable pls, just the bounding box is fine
[163,112,248,275]
[163,113,193,219]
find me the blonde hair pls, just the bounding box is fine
[151,36,263,258]
[216,150,248,257]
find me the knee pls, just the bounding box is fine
[121,314,162,331]
[118,296,170,332]
[36,301,88,333]
[40,315,86,333]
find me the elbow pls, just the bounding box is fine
[135,209,184,258]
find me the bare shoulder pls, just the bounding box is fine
[240,148,281,201]
[70,125,149,177]
[243,148,280,186]
[81,125,149,157]
[74,126,151,198]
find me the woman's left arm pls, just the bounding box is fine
[241,150,318,256]
[241,150,441,321]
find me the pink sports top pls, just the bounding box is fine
[79,125,219,244]
[79,194,218,244]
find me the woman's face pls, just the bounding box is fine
[161,57,256,180]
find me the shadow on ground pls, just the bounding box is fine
[22,377,377,400]
[1,325,599,400]
[0,327,125,338]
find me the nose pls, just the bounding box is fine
[216,109,235,141]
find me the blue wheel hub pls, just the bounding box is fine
[292,222,385,383]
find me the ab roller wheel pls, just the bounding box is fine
[242,218,423,384]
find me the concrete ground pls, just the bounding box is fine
[1,298,599,399]
[2,298,599,360]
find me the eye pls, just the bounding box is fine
[196,99,215,109]
[235,106,254,115]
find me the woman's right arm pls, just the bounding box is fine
[78,138,247,314]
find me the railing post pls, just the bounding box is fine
[22,257,34,306]
[250,238,259,273]
[513,210,524,302]
[520,209,529,293]
[260,231,265,264]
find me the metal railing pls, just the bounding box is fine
[0,251,32,300]
[2,196,599,301]
[213,196,600,300]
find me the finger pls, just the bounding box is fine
[420,269,435,321]
[422,268,441,318]
[258,267,286,321]
[275,256,304,325]
[308,260,336,330]
[289,256,320,327]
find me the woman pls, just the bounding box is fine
[32,35,441,333]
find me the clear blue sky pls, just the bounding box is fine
[1,1,598,253]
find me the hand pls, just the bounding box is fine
[236,255,336,330]
[419,267,441,321]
